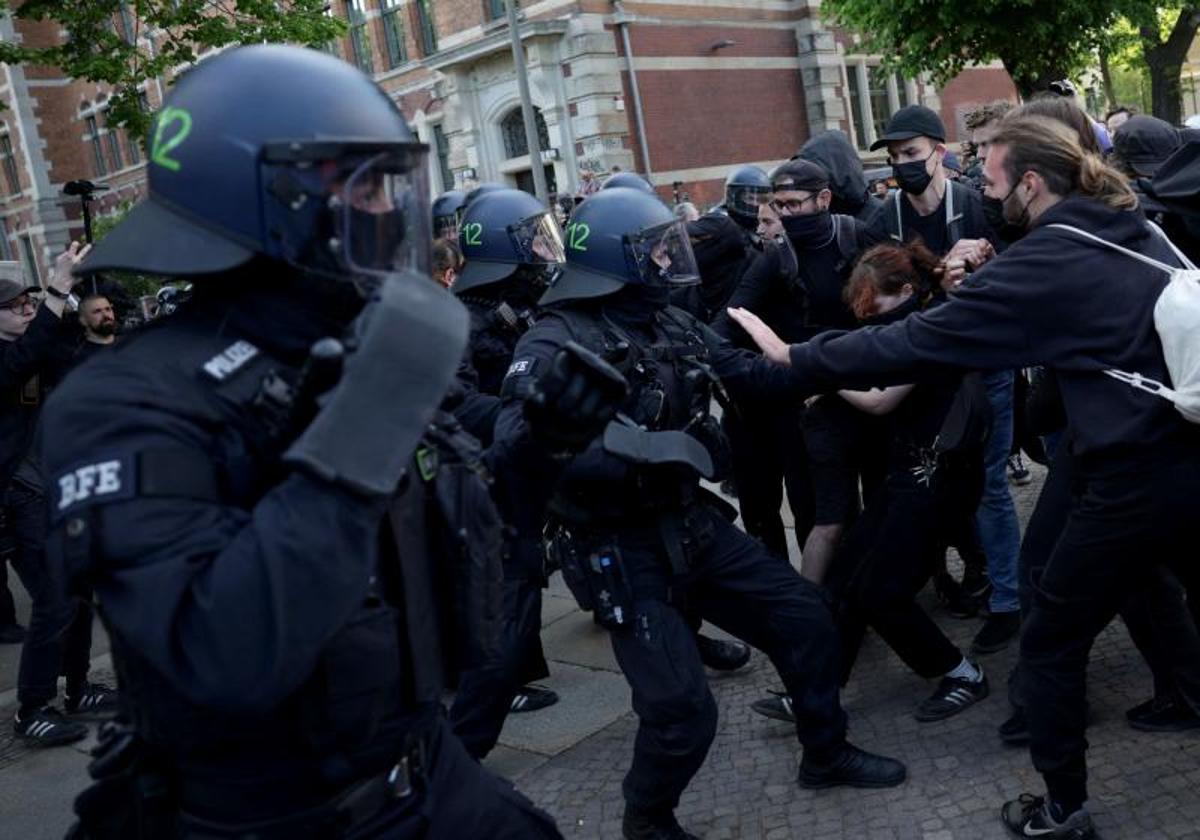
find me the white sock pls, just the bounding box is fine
[946,657,982,682]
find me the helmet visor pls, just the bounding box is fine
[509,210,566,265]
[341,151,431,278]
[627,218,700,288]
[727,184,771,218]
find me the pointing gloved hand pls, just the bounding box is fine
[524,341,629,457]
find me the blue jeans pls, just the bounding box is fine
[977,371,1021,614]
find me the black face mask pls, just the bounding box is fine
[892,156,934,195]
[982,195,1025,243]
[861,293,922,327]
[782,210,834,250]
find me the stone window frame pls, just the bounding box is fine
[842,57,920,152]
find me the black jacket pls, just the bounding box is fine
[783,196,1193,459]
[0,305,78,492]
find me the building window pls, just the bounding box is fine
[432,124,453,191]
[86,116,108,177]
[0,135,20,195]
[105,115,124,172]
[0,219,14,261]
[486,0,507,20]
[345,0,374,74]
[844,59,916,151]
[868,65,892,146]
[500,106,549,159]
[126,131,141,165]
[19,234,39,284]
[379,0,407,69]
[413,0,437,57]
[118,1,136,44]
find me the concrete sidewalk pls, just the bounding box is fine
[1,468,1198,839]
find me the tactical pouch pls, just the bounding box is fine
[551,528,634,630]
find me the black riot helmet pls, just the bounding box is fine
[75,45,430,288]
[540,187,699,306]
[601,172,655,194]
[453,188,565,295]
[723,165,771,229]
[462,182,507,211]
[433,189,466,238]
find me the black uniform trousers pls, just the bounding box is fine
[9,481,94,709]
[723,401,813,559]
[605,508,846,815]
[1018,441,1200,810]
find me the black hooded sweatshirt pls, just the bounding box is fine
[774,195,1195,462]
[798,130,883,224]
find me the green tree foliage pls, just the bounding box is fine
[0,1,346,142]
[821,0,1120,97]
[823,0,1199,120]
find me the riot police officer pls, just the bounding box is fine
[601,171,656,194]
[432,189,466,240]
[45,46,624,839]
[494,187,907,840]
[447,188,566,754]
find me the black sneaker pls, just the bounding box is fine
[622,807,700,840]
[971,611,1021,655]
[1008,454,1032,486]
[915,670,989,722]
[509,685,558,714]
[696,634,751,672]
[750,691,795,723]
[798,742,907,789]
[63,682,119,717]
[1001,794,1095,839]
[0,622,25,644]
[13,706,88,747]
[1126,693,1200,733]
[998,708,1030,746]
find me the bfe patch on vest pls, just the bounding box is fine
[506,357,538,378]
[53,454,136,523]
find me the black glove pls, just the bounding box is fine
[524,341,628,456]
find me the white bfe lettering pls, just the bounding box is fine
[58,460,122,511]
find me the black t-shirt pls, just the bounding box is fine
[868,181,998,258]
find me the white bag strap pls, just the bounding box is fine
[1046,223,1183,274]
[1102,369,1178,398]
[1146,220,1198,270]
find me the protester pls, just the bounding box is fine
[729,114,1200,840]
[2,246,120,747]
[432,237,462,290]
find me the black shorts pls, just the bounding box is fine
[802,397,864,526]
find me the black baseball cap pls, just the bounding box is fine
[870,104,947,151]
[770,159,830,193]
[1113,115,1181,177]
[0,263,37,305]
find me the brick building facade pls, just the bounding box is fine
[0,0,1018,282]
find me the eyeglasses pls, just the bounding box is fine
[1,295,36,313]
[770,194,818,215]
